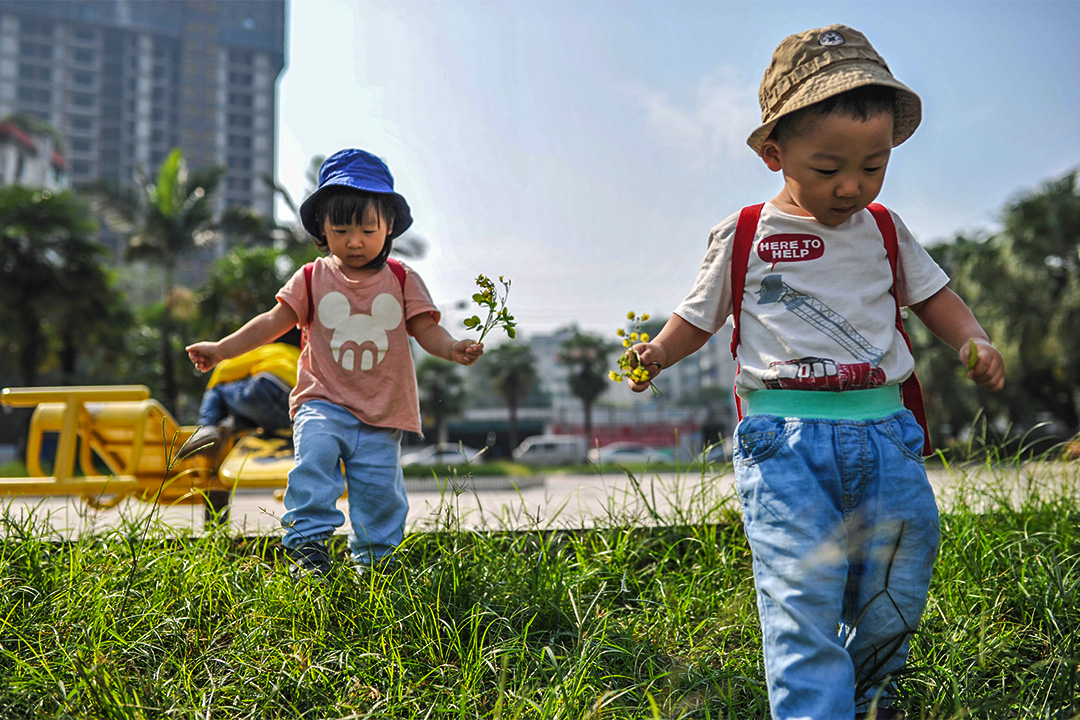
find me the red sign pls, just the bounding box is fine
[758,233,824,267]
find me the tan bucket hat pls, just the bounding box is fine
[747,24,921,155]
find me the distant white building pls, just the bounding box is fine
[0,117,66,188]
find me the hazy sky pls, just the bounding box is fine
[275,0,1080,339]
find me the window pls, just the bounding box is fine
[228,92,253,108]
[69,115,94,131]
[19,41,51,59]
[18,64,51,82]
[17,87,51,103]
[21,19,55,37]
[72,48,95,65]
[228,113,252,128]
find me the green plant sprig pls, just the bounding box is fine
[463,274,516,343]
[610,311,662,397]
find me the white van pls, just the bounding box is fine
[511,435,587,467]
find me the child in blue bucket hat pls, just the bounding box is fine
[188,149,484,576]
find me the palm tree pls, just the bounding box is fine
[416,358,465,443]
[0,185,105,385]
[557,331,612,447]
[86,148,224,410]
[486,343,537,452]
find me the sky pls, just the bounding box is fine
[275,0,1080,340]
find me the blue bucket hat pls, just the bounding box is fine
[299,149,413,241]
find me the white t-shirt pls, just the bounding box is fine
[675,202,948,395]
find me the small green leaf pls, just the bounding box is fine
[463,316,480,328]
[507,328,516,338]
[967,338,979,372]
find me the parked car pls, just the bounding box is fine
[586,442,671,466]
[512,435,587,467]
[400,443,484,467]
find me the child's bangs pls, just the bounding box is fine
[322,191,395,229]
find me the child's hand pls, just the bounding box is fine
[451,340,484,366]
[961,338,1005,392]
[626,342,667,394]
[186,342,224,374]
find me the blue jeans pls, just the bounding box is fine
[733,410,939,720]
[283,400,408,564]
[198,374,291,432]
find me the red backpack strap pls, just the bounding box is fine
[729,203,765,421]
[730,203,765,359]
[300,262,315,349]
[867,203,933,456]
[385,257,407,291]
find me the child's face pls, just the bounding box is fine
[762,111,894,226]
[321,207,393,273]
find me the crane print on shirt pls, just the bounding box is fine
[756,274,887,391]
[317,291,403,372]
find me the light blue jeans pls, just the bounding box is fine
[282,400,408,565]
[734,407,939,720]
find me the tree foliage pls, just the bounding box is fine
[485,343,537,451]
[0,186,127,385]
[911,170,1080,445]
[416,358,466,444]
[557,330,611,445]
[85,148,224,412]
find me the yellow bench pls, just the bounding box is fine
[1,385,222,507]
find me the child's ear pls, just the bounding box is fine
[760,140,783,172]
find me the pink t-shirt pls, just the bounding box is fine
[276,257,440,434]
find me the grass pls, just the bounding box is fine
[0,452,1078,718]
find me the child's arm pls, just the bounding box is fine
[626,314,713,393]
[407,313,484,365]
[186,301,299,373]
[909,286,1005,391]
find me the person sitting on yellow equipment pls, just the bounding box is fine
[187,343,299,457]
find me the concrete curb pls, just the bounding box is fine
[404,475,545,493]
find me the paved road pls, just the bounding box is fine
[2,462,1076,540]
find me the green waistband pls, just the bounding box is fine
[742,386,904,420]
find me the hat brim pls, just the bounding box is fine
[299,182,413,241]
[746,62,921,155]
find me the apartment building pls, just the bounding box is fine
[0,0,285,218]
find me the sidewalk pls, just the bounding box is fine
[2,462,1076,540]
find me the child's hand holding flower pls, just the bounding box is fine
[610,312,663,396]
[463,274,516,343]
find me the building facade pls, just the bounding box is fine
[0,0,285,217]
[0,116,66,189]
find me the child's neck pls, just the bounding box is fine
[331,255,382,282]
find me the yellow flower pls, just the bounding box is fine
[616,328,625,337]
[641,333,650,342]
[641,314,650,321]
[609,371,620,382]
[622,339,631,348]
[627,311,636,320]
[629,332,639,342]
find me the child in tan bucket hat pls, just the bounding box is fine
[624,24,1004,720]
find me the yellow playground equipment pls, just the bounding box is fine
[0,385,296,521]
